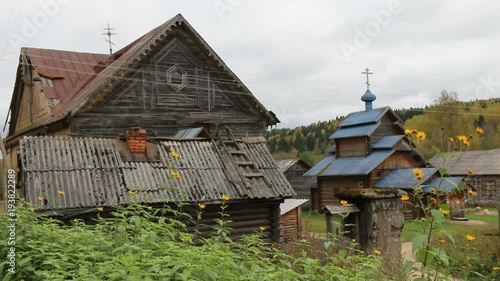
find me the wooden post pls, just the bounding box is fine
[0,138,11,212]
[326,212,334,239]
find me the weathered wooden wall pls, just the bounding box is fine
[313,176,364,211]
[468,175,500,207]
[281,207,300,242]
[336,137,367,158]
[73,25,268,139]
[283,161,310,198]
[370,114,401,143]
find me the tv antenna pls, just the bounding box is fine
[103,24,116,54]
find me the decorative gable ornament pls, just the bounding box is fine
[166,64,187,92]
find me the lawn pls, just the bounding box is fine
[301,209,499,243]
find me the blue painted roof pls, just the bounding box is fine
[327,144,336,153]
[422,177,465,193]
[303,155,334,176]
[361,89,376,101]
[372,135,405,149]
[374,167,438,189]
[329,123,379,139]
[305,150,395,177]
[338,107,389,128]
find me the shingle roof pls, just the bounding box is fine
[373,168,438,189]
[20,136,294,211]
[280,199,309,215]
[304,150,395,177]
[275,159,310,173]
[429,149,500,175]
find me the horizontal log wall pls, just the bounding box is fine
[281,207,300,242]
[336,137,367,158]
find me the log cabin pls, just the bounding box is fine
[430,149,500,208]
[1,14,295,242]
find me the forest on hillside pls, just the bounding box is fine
[267,91,500,165]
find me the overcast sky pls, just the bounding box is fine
[0,0,499,132]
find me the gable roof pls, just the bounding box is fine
[329,106,404,140]
[304,150,395,177]
[280,199,309,215]
[275,159,310,173]
[372,135,405,149]
[429,149,500,175]
[8,14,279,139]
[373,168,438,189]
[20,136,294,212]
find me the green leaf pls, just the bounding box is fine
[438,168,448,177]
[412,232,428,252]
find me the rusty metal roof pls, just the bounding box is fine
[20,136,294,211]
[26,48,109,101]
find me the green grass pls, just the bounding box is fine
[301,210,499,243]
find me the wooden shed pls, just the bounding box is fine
[280,199,308,242]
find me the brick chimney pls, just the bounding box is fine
[126,127,146,153]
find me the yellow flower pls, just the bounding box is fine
[171,151,180,158]
[411,129,418,134]
[475,127,484,134]
[198,203,206,209]
[457,135,468,142]
[37,196,44,201]
[416,131,426,141]
[340,200,348,206]
[466,234,475,241]
[221,194,230,201]
[448,137,455,144]
[401,194,410,201]
[421,217,428,221]
[468,169,474,176]
[493,266,500,271]
[352,239,356,243]
[404,129,412,135]
[463,139,470,147]
[57,190,65,195]
[259,226,266,231]
[439,208,450,215]
[97,207,104,212]
[374,249,381,255]
[413,168,423,177]
[170,171,182,180]
[128,190,138,195]
[468,189,477,196]
[439,239,446,244]
[147,206,153,210]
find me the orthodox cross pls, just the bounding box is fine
[361,67,373,90]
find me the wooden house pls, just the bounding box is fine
[430,149,500,207]
[0,14,295,242]
[276,159,311,202]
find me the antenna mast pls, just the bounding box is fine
[103,24,116,54]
